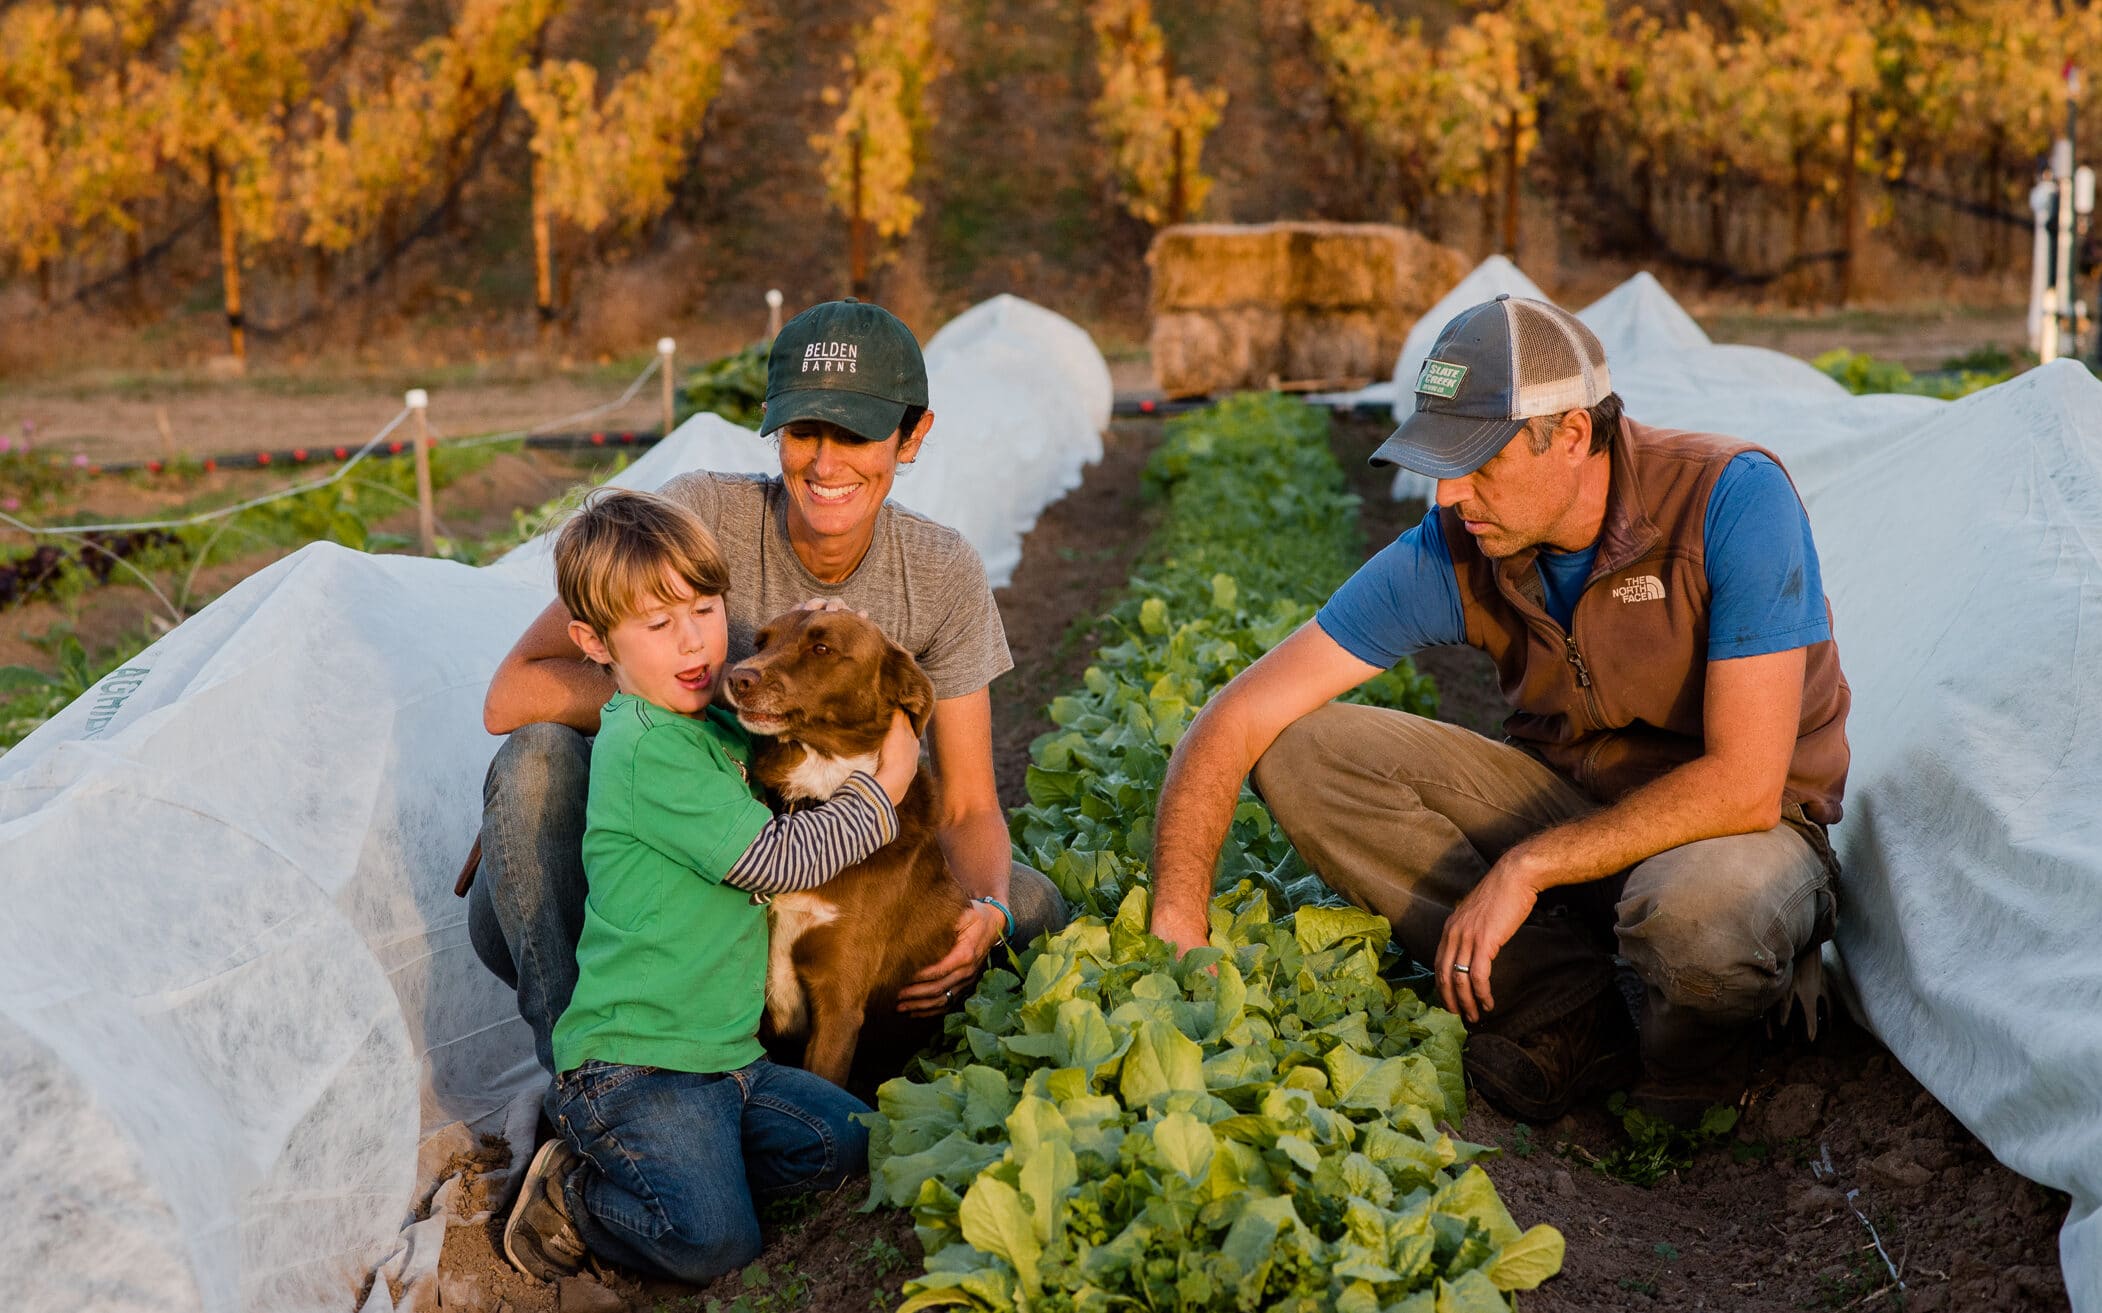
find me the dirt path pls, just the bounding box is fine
[1698,305,2030,371]
[0,362,670,467]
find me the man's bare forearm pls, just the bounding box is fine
[1499,754,1785,893]
[1148,704,1256,942]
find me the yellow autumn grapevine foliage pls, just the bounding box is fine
[1088,0,1225,227]
[811,0,941,242]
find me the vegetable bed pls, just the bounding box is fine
[865,395,1565,1311]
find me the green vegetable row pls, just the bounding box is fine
[1012,392,1436,922]
[864,395,1564,1311]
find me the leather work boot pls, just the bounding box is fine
[1629,1018,1757,1129]
[1464,993,1641,1122]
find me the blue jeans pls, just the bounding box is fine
[552,1057,870,1284]
[466,722,1073,1078]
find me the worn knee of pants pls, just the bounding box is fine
[1252,703,1610,1037]
[553,1059,869,1286]
[1006,861,1071,947]
[466,722,592,1078]
[1615,822,1832,1059]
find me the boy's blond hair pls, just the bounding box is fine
[554,488,731,642]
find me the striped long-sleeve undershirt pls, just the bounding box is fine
[721,771,899,894]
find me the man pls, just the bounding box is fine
[469,300,1066,1084]
[1147,294,1848,1124]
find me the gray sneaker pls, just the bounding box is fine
[502,1138,588,1282]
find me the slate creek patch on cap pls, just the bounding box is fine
[1416,358,1468,399]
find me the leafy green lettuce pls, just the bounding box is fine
[870,887,1561,1311]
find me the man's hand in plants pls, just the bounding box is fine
[1151,905,1211,957]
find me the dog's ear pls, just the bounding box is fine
[881,641,937,737]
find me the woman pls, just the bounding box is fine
[469,300,1067,1082]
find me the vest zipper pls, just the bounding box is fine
[1563,633,1605,723]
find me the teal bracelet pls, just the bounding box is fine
[975,895,1016,941]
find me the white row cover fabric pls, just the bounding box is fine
[1378,262,2102,1308]
[0,295,1108,1313]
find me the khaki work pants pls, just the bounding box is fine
[1252,703,1836,1065]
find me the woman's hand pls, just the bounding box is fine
[796,596,860,615]
[896,900,1006,1016]
[873,709,921,805]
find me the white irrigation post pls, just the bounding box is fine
[406,389,436,556]
[2055,133,2077,363]
[2031,178,2057,359]
[658,337,677,437]
[766,287,784,340]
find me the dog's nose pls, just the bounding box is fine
[727,666,759,700]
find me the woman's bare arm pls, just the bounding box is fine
[483,597,616,734]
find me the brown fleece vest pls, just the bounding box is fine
[1441,419,1850,825]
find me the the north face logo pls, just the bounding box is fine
[1612,575,1666,603]
[801,341,859,374]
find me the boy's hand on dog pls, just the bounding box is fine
[897,901,1006,1015]
[874,709,921,804]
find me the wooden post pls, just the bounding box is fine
[407,389,436,556]
[849,131,869,298]
[1169,124,1187,227]
[658,337,677,436]
[1838,90,1860,306]
[1502,107,1520,258]
[214,157,246,365]
[766,287,784,340]
[531,161,554,342]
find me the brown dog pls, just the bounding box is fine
[722,606,970,1085]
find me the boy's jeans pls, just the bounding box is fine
[552,1057,870,1285]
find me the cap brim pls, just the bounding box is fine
[1369,410,1528,477]
[762,389,909,444]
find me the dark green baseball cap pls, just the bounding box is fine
[763,300,929,442]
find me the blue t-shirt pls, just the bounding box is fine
[1316,452,1829,666]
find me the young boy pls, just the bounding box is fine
[502,487,920,1285]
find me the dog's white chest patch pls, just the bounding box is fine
[778,748,883,801]
[765,892,842,1036]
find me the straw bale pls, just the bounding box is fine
[1146,221,1469,395]
[1151,307,1285,398]
[1280,309,1387,384]
[1149,225,1289,311]
[1284,225,1395,308]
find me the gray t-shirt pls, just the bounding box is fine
[657,472,1013,701]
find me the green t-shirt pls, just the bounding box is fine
[551,694,776,1076]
